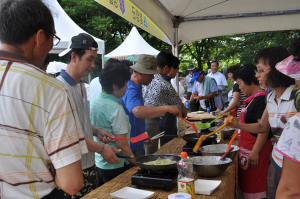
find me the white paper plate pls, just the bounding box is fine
[110,187,155,199]
[194,179,221,195]
[191,111,205,114]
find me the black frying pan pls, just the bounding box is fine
[182,133,217,144]
[182,129,217,144]
[135,154,180,171]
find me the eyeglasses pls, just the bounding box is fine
[44,29,61,46]
[254,69,266,74]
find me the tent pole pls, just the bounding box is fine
[102,41,105,70]
[174,21,180,135]
[102,53,105,69]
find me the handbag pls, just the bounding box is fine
[229,101,243,117]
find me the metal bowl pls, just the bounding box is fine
[190,156,232,177]
[199,144,239,160]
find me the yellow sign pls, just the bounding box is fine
[94,0,171,44]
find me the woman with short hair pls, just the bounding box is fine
[234,64,273,199]
[221,64,245,117]
[90,62,135,187]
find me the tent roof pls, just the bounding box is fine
[130,0,300,45]
[105,26,160,59]
[43,0,105,54]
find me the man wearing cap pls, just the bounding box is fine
[188,67,218,112]
[121,54,181,157]
[181,64,196,111]
[58,33,121,198]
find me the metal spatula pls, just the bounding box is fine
[100,132,148,143]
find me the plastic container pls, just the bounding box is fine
[168,193,191,199]
[177,152,196,199]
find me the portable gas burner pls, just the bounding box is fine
[182,140,218,156]
[131,169,177,191]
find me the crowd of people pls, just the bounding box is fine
[0,0,300,199]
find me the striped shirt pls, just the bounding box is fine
[0,50,87,199]
[267,84,300,171]
[57,70,95,170]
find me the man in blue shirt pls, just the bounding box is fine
[181,65,196,111]
[122,54,181,157]
[188,67,218,112]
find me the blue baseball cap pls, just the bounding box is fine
[191,71,202,82]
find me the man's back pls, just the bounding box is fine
[0,52,87,198]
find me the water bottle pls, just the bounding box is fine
[206,107,210,113]
[186,101,189,108]
[177,152,195,199]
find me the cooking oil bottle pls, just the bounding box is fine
[177,152,195,199]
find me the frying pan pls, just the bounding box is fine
[182,133,217,144]
[135,154,181,171]
[182,129,217,144]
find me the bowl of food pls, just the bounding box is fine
[190,156,232,177]
[221,126,236,139]
[199,144,239,160]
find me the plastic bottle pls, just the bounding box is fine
[177,152,195,199]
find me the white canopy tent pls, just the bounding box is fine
[130,0,300,47]
[42,0,105,55]
[105,26,160,62]
[46,61,67,74]
[94,0,300,83]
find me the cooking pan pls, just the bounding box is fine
[182,129,217,144]
[136,154,181,171]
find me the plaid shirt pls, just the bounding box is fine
[0,50,88,199]
[142,74,182,116]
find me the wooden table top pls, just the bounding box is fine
[187,112,216,121]
[82,137,238,199]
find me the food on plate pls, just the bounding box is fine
[144,157,177,165]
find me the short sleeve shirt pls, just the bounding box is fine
[142,74,182,115]
[232,83,245,117]
[192,76,218,108]
[121,80,145,151]
[267,84,300,171]
[0,51,87,198]
[207,71,228,86]
[182,74,194,92]
[244,95,272,139]
[275,113,300,164]
[90,93,130,169]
